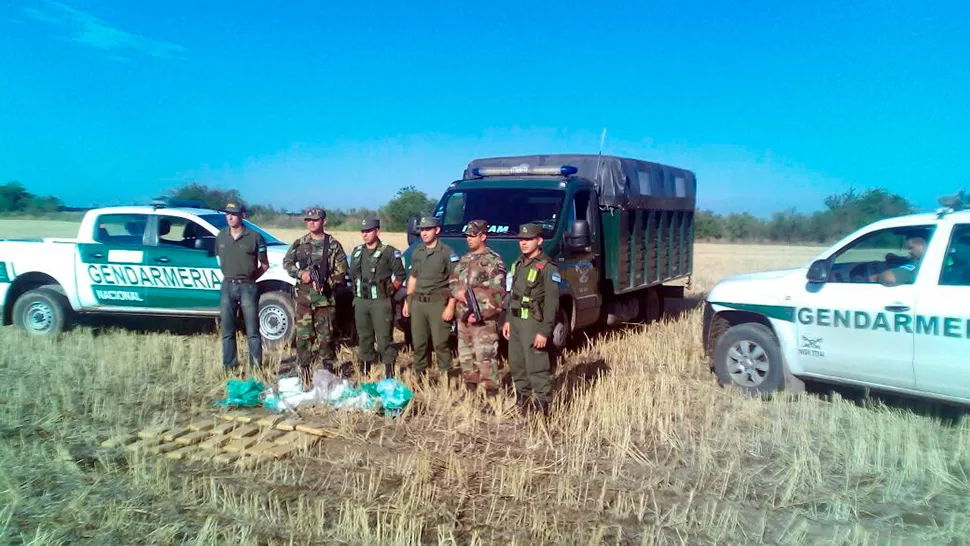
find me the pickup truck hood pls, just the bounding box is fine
[706,266,805,309]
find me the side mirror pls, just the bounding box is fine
[406,215,420,246]
[806,259,830,283]
[564,219,591,252]
[195,237,216,254]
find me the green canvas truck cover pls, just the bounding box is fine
[463,154,696,210]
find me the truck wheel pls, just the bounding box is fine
[258,291,295,351]
[641,288,661,323]
[12,286,73,336]
[712,323,788,396]
[552,308,570,350]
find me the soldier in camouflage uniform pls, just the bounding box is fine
[449,219,506,393]
[502,223,560,417]
[282,207,348,390]
[349,216,406,378]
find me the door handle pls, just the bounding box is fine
[885,305,910,313]
[90,252,104,259]
[155,257,170,263]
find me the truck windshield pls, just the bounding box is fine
[198,214,287,245]
[435,188,565,237]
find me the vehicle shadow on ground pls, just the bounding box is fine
[79,315,219,337]
[552,357,611,409]
[803,381,969,426]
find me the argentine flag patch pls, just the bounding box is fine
[551,272,561,283]
[450,253,459,262]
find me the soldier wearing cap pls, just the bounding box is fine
[349,216,406,378]
[282,206,348,389]
[215,201,269,373]
[449,219,506,394]
[502,222,560,417]
[402,215,459,378]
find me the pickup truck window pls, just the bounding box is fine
[827,225,936,284]
[435,188,565,237]
[94,213,149,245]
[197,214,286,246]
[940,224,970,286]
[157,216,212,249]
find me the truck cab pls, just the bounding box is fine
[0,199,356,350]
[703,191,970,406]
[398,154,697,349]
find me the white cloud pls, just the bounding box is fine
[22,0,189,61]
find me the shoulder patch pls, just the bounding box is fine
[900,264,916,271]
[450,253,459,262]
[394,250,401,258]
[551,272,561,283]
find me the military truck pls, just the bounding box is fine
[396,153,697,349]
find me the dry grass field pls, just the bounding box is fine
[2,219,969,545]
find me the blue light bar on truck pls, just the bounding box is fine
[471,165,579,177]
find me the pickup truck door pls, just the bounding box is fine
[793,224,937,390]
[912,223,970,402]
[75,212,150,308]
[141,214,223,311]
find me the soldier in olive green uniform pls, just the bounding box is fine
[349,216,406,378]
[282,207,348,390]
[877,235,928,285]
[403,215,458,377]
[502,223,561,417]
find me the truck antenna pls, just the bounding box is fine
[594,127,607,186]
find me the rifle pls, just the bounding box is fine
[307,234,332,297]
[461,285,484,324]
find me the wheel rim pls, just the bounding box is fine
[259,304,289,341]
[725,340,770,387]
[24,301,54,333]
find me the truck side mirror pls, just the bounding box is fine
[806,259,830,283]
[406,215,419,246]
[564,219,591,252]
[195,236,216,255]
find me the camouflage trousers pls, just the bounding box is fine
[296,302,335,369]
[457,319,499,389]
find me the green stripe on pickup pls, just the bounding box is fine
[0,262,9,283]
[709,301,796,322]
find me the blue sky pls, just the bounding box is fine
[1,0,967,217]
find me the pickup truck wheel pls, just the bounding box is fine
[713,323,785,396]
[13,287,73,336]
[258,291,295,350]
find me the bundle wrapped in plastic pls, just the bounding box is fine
[260,370,415,415]
[215,378,265,408]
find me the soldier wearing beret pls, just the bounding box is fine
[502,223,560,417]
[282,207,348,390]
[402,215,458,378]
[449,219,506,393]
[349,216,406,378]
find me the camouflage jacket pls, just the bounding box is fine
[282,232,348,306]
[449,247,507,321]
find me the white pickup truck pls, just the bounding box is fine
[703,193,970,406]
[0,200,355,349]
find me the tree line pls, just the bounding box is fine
[0,180,917,244]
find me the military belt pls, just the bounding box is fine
[410,292,446,303]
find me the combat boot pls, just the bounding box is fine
[322,360,335,374]
[384,362,395,379]
[360,360,373,376]
[536,400,550,419]
[515,394,530,416]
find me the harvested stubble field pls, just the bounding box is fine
[2,221,969,545]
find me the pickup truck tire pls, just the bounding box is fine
[12,286,73,336]
[552,308,570,350]
[258,291,295,351]
[713,323,787,396]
